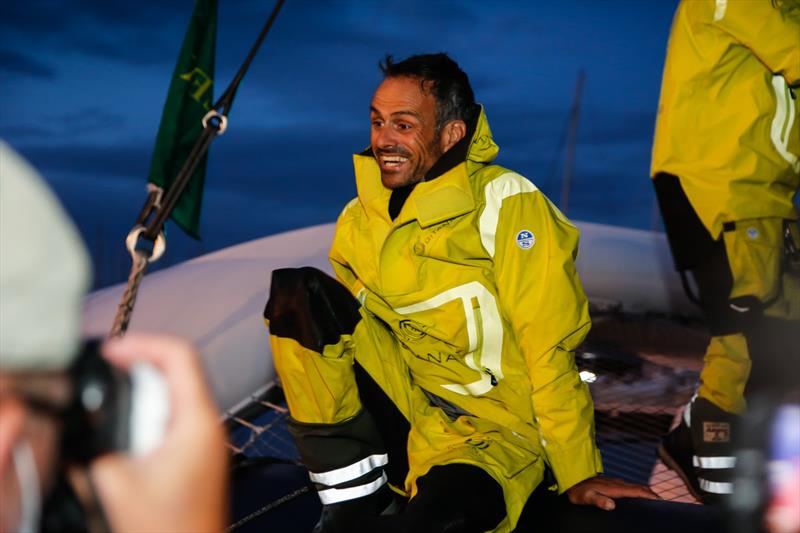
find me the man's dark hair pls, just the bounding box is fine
[380,53,479,129]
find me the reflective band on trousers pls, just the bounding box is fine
[699,478,734,494]
[317,472,388,505]
[693,456,736,469]
[308,453,388,486]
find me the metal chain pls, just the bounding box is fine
[109,250,150,338]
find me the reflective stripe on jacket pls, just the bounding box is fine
[330,108,602,494]
[651,0,800,238]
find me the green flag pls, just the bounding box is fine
[148,0,217,238]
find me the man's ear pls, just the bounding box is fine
[439,120,467,153]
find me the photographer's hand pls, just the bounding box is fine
[88,334,228,532]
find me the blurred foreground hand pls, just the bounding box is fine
[89,334,228,532]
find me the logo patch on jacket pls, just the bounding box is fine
[516,230,535,250]
[703,422,731,443]
[398,319,428,341]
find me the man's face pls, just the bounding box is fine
[370,76,443,190]
[0,373,69,532]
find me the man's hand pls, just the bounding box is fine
[566,475,659,511]
[88,334,228,532]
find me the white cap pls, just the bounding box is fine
[0,140,91,371]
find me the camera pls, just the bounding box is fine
[60,338,169,464]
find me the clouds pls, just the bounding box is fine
[1,0,679,288]
[579,109,656,146]
[15,142,148,181]
[0,1,190,73]
[0,50,55,79]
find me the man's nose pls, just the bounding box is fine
[374,125,398,149]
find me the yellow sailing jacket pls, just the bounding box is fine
[651,0,800,238]
[330,108,602,494]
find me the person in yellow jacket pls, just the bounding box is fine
[265,53,656,533]
[651,0,800,504]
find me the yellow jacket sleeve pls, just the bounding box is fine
[329,199,366,298]
[702,0,800,85]
[492,188,602,493]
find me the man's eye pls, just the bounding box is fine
[396,123,412,130]
[371,120,383,128]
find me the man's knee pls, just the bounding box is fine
[264,267,361,352]
[403,464,506,533]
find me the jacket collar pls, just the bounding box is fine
[353,106,498,228]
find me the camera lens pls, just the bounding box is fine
[81,381,106,412]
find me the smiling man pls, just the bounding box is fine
[370,74,464,190]
[264,53,655,533]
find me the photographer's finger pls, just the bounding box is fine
[102,334,214,415]
[88,454,136,531]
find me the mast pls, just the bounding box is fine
[560,69,586,214]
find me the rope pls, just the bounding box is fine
[213,0,285,116]
[226,485,311,531]
[143,126,218,241]
[144,0,286,242]
[109,251,150,338]
[111,0,287,337]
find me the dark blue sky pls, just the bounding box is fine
[1,0,678,287]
